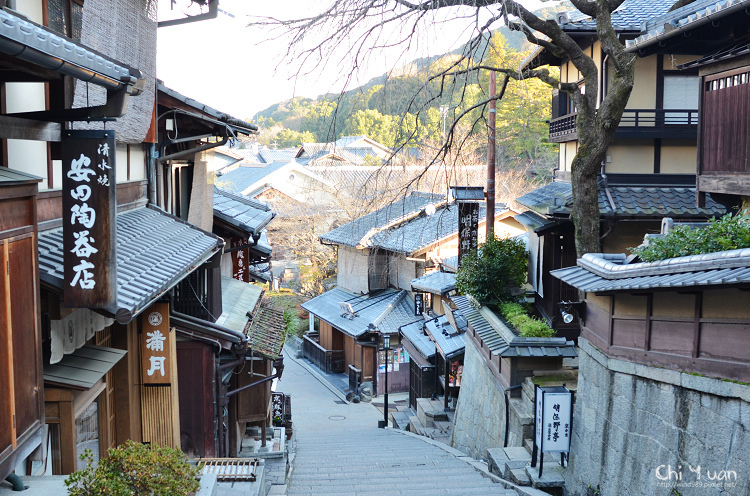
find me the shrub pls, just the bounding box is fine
[65,440,199,496]
[631,214,750,262]
[498,301,556,338]
[455,235,527,306]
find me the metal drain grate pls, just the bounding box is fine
[196,458,259,482]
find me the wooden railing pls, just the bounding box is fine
[303,334,345,374]
[549,109,698,142]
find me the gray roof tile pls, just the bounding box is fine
[561,0,675,32]
[517,181,725,219]
[400,320,436,360]
[214,186,274,235]
[424,315,465,358]
[451,295,576,358]
[411,271,457,295]
[628,0,750,50]
[552,248,750,292]
[38,205,222,324]
[301,287,423,337]
[216,162,290,194]
[320,192,444,248]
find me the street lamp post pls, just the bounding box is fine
[379,334,390,428]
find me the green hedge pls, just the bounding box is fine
[499,302,556,338]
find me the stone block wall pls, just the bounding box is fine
[566,338,750,496]
[451,338,510,459]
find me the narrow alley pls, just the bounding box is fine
[278,350,523,496]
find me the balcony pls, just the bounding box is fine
[302,333,345,374]
[549,109,698,143]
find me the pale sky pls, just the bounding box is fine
[156,0,549,122]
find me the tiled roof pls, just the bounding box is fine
[320,192,445,248]
[259,149,297,163]
[248,262,272,283]
[215,162,290,194]
[245,306,286,359]
[400,320,436,360]
[452,295,506,352]
[38,205,222,324]
[424,315,465,359]
[411,271,457,295]
[560,0,675,32]
[301,288,422,337]
[627,0,750,51]
[451,295,576,358]
[374,204,491,255]
[551,249,750,293]
[215,276,263,333]
[0,8,143,93]
[441,256,459,273]
[214,186,274,235]
[516,181,725,220]
[0,167,42,184]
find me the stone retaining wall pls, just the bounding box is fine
[566,338,750,496]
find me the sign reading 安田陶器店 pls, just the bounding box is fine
[534,385,572,453]
[140,302,173,386]
[62,130,117,310]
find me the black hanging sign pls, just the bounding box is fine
[457,201,479,266]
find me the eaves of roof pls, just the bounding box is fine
[213,186,275,235]
[551,248,750,293]
[411,271,457,295]
[301,288,422,338]
[158,83,257,134]
[626,0,750,53]
[451,295,576,358]
[38,205,222,324]
[0,9,144,94]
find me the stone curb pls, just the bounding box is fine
[282,348,349,404]
[388,429,549,496]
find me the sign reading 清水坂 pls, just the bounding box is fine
[62,130,117,310]
[140,302,173,386]
[534,385,572,453]
[457,201,479,266]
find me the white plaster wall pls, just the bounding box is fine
[337,246,369,294]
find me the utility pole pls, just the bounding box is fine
[487,71,496,238]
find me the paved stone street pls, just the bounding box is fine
[279,349,519,496]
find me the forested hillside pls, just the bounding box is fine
[251,3,571,170]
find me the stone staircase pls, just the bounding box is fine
[287,427,518,496]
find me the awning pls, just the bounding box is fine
[38,205,223,324]
[400,320,435,366]
[424,315,465,360]
[43,345,126,390]
[245,307,286,360]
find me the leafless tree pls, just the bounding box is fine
[252,0,688,256]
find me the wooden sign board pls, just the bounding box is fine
[232,236,250,283]
[62,130,117,310]
[140,302,173,386]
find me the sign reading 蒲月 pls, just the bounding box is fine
[534,385,572,453]
[140,302,173,386]
[62,130,117,310]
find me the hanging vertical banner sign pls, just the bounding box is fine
[232,236,250,282]
[457,201,479,266]
[534,385,573,453]
[140,302,173,386]
[62,130,117,310]
[414,293,424,316]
